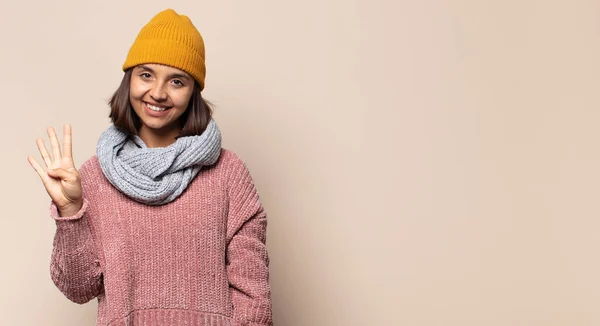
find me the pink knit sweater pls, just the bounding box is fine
[49,149,272,326]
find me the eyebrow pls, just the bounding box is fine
[137,65,192,81]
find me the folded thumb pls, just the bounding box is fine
[47,168,73,181]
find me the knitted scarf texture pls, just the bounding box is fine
[96,119,222,205]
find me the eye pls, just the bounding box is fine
[140,72,152,79]
[171,79,185,87]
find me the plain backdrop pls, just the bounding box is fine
[2,0,600,325]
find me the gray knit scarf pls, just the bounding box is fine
[96,119,222,206]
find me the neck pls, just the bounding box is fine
[138,124,182,148]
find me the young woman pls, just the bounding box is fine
[27,9,272,326]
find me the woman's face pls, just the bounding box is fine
[129,63,194,135]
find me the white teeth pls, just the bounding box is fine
[147,103,167,111]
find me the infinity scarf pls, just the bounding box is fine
[96,119,222,205]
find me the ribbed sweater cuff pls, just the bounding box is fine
[50,198,89,222]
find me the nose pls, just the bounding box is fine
[149,82,168,102]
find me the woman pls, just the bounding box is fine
[27,8,272,326]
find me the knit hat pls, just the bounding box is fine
[123,9,206,91]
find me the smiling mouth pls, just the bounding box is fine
[145,102,171,112]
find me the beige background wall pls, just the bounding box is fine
[1,0,599,325]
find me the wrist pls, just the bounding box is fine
[57,200,84,217]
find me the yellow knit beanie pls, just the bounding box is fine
[123,9,206,91]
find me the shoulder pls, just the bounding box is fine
[78,155,102,174]
[76,156,104,186]
[216,148,255,183]
[217,148,246,167]
[78,156,101,177]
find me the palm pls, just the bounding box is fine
[28,124,82,209]
[46,156,80,208]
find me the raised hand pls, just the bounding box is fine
[28,124,83,217]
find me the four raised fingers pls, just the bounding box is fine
[31,123,73,172]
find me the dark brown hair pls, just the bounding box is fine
[108,68,213,139]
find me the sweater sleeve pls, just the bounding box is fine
[49,166,103,304]
[226,156,273,326]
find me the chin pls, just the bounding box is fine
[141,121,170,130]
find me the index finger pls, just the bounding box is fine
[63,123,73,160]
